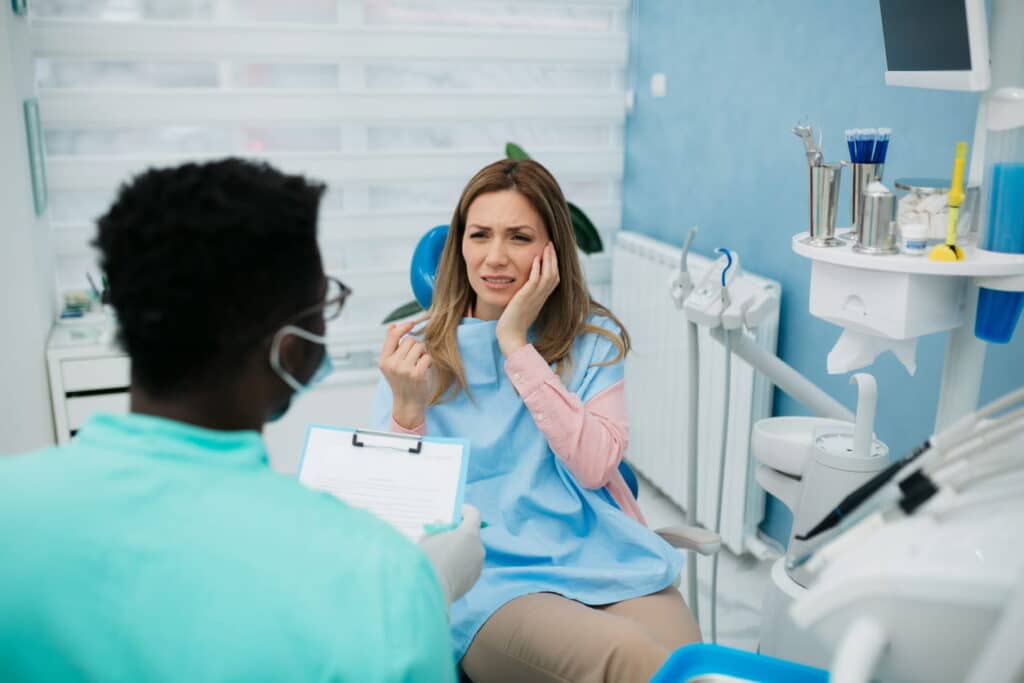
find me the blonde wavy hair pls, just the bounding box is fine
[423,158,630,405]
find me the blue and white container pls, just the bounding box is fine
[975,89,1024,344]
[975,163,1024,342]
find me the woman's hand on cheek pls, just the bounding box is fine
[496,242,559,357]
[379,319,432,429]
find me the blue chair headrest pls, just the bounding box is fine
[411,224,450,309]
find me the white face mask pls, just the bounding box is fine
[268,324,334,394]
[266,277,349,421]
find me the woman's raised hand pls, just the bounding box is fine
[379,319,431,429]
[496,241,560,357]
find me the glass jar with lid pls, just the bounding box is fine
[894,177,981,245]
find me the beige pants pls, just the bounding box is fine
[461,587,701,683]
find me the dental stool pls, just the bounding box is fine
[410,225,722,559]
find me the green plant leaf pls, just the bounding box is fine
[382,300,424,324]
[568,201,603,254]
[505,142,531,161]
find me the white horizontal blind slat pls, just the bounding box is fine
[31,20,627,62]
[45,149,624,190]
[52,200,623,252]
[28,0,630,21]
[38,91,626,127]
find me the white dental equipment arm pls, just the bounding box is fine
[683,244,909,654]
[677,248,763,641]
[710,328,853,423]
[829,617,889,683]
[670,226,699,308]
[966,569,1024,683]
[788,385,1024,683]
[850,374,877,460]
[786,392,1024,559]
[673,241,862,642]
[686,247,853,421]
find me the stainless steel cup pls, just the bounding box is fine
[850,162,885,236]
[804,163,843,247]
[854,185,898,254]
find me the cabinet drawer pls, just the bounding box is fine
[67,393,130,431]
[62,357,131,393]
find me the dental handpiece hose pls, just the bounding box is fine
[710,328,731,644]
[685,320,700,626]
[676,225,701,627]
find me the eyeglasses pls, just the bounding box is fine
[234,276,352,349]
[292,276,351,324]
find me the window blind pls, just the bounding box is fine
[30,0,628,352]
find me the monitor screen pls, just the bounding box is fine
[881,0,971,71]
[880,0,989,91]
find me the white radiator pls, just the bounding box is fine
[611,231,780,554]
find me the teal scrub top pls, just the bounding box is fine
[0,412,455,683]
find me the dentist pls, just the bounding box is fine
[0,159,478,682]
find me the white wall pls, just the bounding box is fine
[1,8,58,453]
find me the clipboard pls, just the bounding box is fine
[297,425,470,542]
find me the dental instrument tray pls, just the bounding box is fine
[792,231,1024,340]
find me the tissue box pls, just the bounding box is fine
[809,261,966,339]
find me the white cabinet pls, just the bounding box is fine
[46,323,130,443]
[47,323,382,473]
[61,356,132,393]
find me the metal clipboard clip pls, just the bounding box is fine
[351,428,423,454]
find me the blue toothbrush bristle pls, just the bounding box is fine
[875,128,891,163]
[875,140,887,163]
[846,128,891,163]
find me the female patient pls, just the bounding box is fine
[374,159,701,682]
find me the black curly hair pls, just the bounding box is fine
[94,158,326,397]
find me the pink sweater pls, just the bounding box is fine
[389,343,647,526]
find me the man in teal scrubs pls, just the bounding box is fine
[0,159,459,681]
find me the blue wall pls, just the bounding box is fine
[623,0,1024,543]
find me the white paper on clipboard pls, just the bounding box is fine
[297,425,470,542]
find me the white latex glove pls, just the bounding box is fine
[418,504,485,604]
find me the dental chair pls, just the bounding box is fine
[409,224,722,559]
[411,225,733,683]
